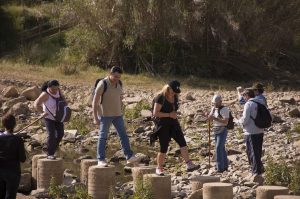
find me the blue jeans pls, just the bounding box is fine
[215,128,228,171]
[97,116,133,160]
[44,118,64,156]
[245,133,264,174]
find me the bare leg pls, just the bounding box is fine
[157,152,166,168]
[180,146,190,162]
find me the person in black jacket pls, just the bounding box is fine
[0,114,26,199]
[152,80,199,175]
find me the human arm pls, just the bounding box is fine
[92,82,104,125]
[18,138,26,163]
[34,92,48,113]
[237,102,251,125]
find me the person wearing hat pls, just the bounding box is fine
[237,83,267,106]
[207,94,229,173]
[34,80,66,160]
[92,66,141,167]
[234,88,265,178]
[152,80,200,175]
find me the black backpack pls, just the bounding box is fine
[216,106,235,130]
[45,91,72,123]
[92,78,123,104]
[250,100,272,128]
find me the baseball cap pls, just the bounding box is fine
[168,80,181,93]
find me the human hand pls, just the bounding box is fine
[94,117,100,125]
[169,112,177,119]
[236,86,244,93]
[41,112,48,118]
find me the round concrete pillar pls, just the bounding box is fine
[132,166,156,191]
[191,175,220,192]
[31,154,47,189]
[143,174,171,199]
[80,159,97,185]
[37,158,63,189]
[256,186,289,199]
[88,165,115,199]
[203,182,233,199]
[274,196,300,199]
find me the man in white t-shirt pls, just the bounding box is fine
[208,94,229,173]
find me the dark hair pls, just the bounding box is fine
[2,114,16,132]
[110,66,123,74]
[243,89,255,98]
[48,80,60,87]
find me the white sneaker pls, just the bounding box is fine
[127,154,142,164]
[47,155,56,160]
[155,167,165,176]
[98,160,108,167]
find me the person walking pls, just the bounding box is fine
[234,88,265,177]
[207,94,229,173]
[34,80,65,160]
[0,114,26,199]
[92,66,140,167]
[152,80,199,175]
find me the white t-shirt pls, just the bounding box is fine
[210,106,230,127]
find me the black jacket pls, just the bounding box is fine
[0,134,26,172]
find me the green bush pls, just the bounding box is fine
[66,114,90,135]
[265,156,300,194]
[125,99,151,120]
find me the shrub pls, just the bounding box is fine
[66,114,90,135]
[124,99,151,120]
[265,156,300,194]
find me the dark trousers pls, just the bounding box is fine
[44,118,64,156]
[0,169,20,199]
[245,133,264,175]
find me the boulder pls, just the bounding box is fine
[21,86,41,101]
[8,102,30,116]
[141,109,152,118]
[3,86,18,98]
[2,96,27,112]
[18,173,32,192]
[288,108,300,118]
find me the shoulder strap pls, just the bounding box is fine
[100,79,108,104]
[217,106,224,118]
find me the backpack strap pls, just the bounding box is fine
[217,106,224,118]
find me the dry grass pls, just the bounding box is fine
[0,60,164,89]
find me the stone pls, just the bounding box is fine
[18,173,32,192]
[3,86,19,98]
[2,96,27,112]
[288,108,300,117]
[8,102,30,116]
[141,109,152,118]
[279,97,296,105]
[188,189,203,199]
[21,86,41,101]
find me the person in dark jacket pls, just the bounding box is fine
[0,114,26,199]
[152,80,199,175]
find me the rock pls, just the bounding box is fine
[2,96,27,112]
[288,108,300,117]
[18,172,31,192]
[294,140,300,151]
[279,97,296,105]
[30,188,49,197]
[272,115,284,123]
[31,132,48,145]
[141,109,152,118]
[3,86,19,98]
[63,129,78,142]
[8,102,30,116]
[185,93,196,101]
[134,126,145,134]
[21,86,41,101]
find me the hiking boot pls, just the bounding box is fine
[98,160,108,167]
[186,161,200,172]
[127,154,142,164]
[47,155,56,160]
[155,167,165,176]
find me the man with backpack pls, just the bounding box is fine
[208,94,232,173]
[92,66,141,167]
[234,88,267,178]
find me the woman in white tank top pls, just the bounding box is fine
[34,80,65,160]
